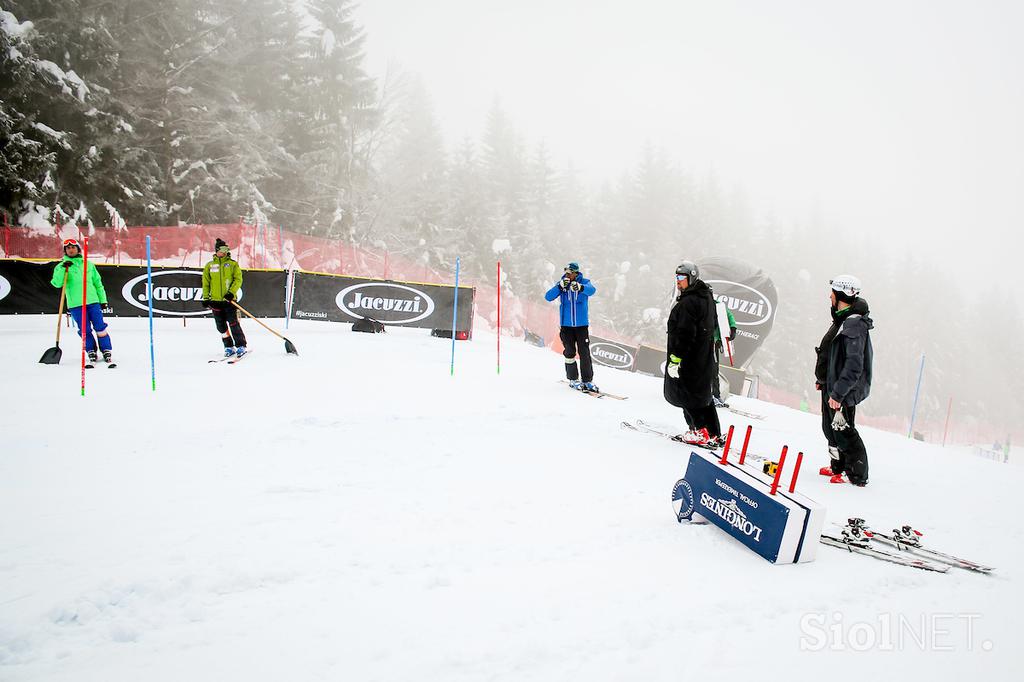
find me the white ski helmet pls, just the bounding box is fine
[830,274,862,298]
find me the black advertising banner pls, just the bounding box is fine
[0,259,55,314]
[588,335,638,372]
[635,344,667,378]
[0,259,286,317]
[291,271,475,331]
[700,256,778,369]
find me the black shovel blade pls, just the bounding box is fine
[39,346,62,364]
[284,338,298,355]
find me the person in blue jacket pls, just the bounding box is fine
[545,261,598,391]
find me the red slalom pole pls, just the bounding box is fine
[738,425,753,465]
[719,424,735,464]
[80,235,88,396]
[942,397,953,447]
[770,446,788,495]
[493,262,497,374]
[788,452,804,493]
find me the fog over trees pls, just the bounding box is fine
[1,1,1020,439]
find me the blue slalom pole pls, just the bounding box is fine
[450,257,460,376]
[908,353,925,438]
[146,235,156,391]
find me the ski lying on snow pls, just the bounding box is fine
[558,380,627,400]
[868,529,994,573]
[227,350,252,365]
[819,534,949,572]
[622,419,770,461]
[728,407,765,420]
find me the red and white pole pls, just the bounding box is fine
[719,424,735,465]
[738,425,753,465]
[80,236,88,397]
[770,446,788,495]
[497,261,502,375]
[788,452,804,493]
[942,397,953,447]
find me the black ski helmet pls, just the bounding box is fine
[675,261,699,281]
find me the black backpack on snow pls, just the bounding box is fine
[352,317,385,333]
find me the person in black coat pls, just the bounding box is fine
[664,261,722,446]
[815,275,873,486]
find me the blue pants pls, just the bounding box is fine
[68,303,112,352]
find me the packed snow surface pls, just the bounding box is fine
[0,316,1020,681]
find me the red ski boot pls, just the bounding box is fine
[829,473,846,484]
[819,466,837,476]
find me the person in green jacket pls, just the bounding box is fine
[201,238,247,358]
[712,302,736,408]
[51,238,115,364]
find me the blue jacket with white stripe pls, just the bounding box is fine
[545,275,596,327]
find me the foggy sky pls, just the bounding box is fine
[356,0,1023,297]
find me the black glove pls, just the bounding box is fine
[729,327,737,341]
[715,340,723,353]
[223,291,235,301]
[570,280,582,292]
[61,261,72,269]
[560,277,570,290]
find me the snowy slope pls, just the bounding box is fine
[0,315,1020,681]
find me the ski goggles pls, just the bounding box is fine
[62,239,80,248]
[675,273,688,281]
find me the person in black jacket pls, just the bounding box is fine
[814,275,873,486]
[664,261,722,447]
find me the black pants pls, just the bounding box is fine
[820,390,869,484]
[210,301,247,347]
[559,326,593,382]
[684,405,721,439]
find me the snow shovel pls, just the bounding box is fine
[230,300,298,355]
[40,269,69,364]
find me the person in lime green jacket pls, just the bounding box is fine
[50,238,114,364]
[201,238,247,358]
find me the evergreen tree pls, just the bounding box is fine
[292,0,378,239]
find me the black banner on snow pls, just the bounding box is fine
[290,271,475,331]
[588,335,638,372]
[0,259,286,317]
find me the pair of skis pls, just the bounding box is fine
[621,418,769,462]
[821,519,994,573]
[560,380,627,400]
[208,350,252,365]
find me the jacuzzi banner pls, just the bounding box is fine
[2,260,476,331]
[290,272,475,331]
[588,335,638,372]
[700,256,778,370]
[0,259,286,317]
